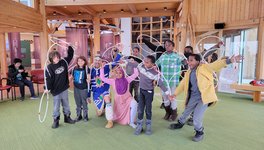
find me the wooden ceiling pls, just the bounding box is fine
[45,1,181,21]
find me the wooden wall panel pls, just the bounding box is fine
[0,0,43,32]
[190,0,263,31]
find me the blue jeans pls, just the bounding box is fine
[138,88,154,120]
[15,78,35,98]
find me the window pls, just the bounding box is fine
[218,28,258,93]
[131,16,174,57]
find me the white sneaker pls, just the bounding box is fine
[129,123,137,129]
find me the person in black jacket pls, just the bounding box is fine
[44,46,75,129]
[8,58,38,101]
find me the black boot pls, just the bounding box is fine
[169,108,178,122]
[83,111,89,122]
[74,115,82,122]
[160,102,165,109]
[52,116,60,129]
[169,121,184,130]
[192,130,204,142]
[64,114,75,124]
[163,106,171,120]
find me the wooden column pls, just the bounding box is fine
[39,0,48,69]
[256,18,264,80]
[173,14,178,51]
[0,33,7,77]
[93,17,101,62]
[179,0,189,53]
[34,0,40,11]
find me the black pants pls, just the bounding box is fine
[138,88,154,120]
[15,79,35,98]
[129,80,139,102]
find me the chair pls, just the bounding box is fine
[6,73,19,100]
[0,78,13,101]
[30,69,44,96]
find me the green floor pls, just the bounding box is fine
[0,92,263,150]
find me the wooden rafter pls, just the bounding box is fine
[80,6,97,16]
[101,19,110,25]
[128,4,137,14]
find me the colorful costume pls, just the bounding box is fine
[100,67,138,127]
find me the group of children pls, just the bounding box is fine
[44,45,242,142]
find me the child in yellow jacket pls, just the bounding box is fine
[169,53,242,142]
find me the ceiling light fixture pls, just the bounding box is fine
[121,9,124,13]
[78,11,82,15]
[145,8,149,12]
[103,10,106,14]
[53,11,57,16]
[164,7,167,11]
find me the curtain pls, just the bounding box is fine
[66,27,89,66]
[8,32,21,63]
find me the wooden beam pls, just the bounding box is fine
[0,16,42,32]
[179,0,189,53]
[40,0,48,69]
[0,33,8,77]
[46,14,93,20]
[46,7,71,16]
[256,18,264,79]
[101,19,110,25]
[93,17,100,59]
[34,0,40,11]
[128,4,137,14]
[177,2,183,12]
[97,9,175,18]
[80,6,97,16]
[0,27,34,33]
[173,14,178,50]
[46,0,182,6]
[196,30,219,38]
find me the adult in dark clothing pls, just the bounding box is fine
[8,58,38,101]
[180,46,194,81]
